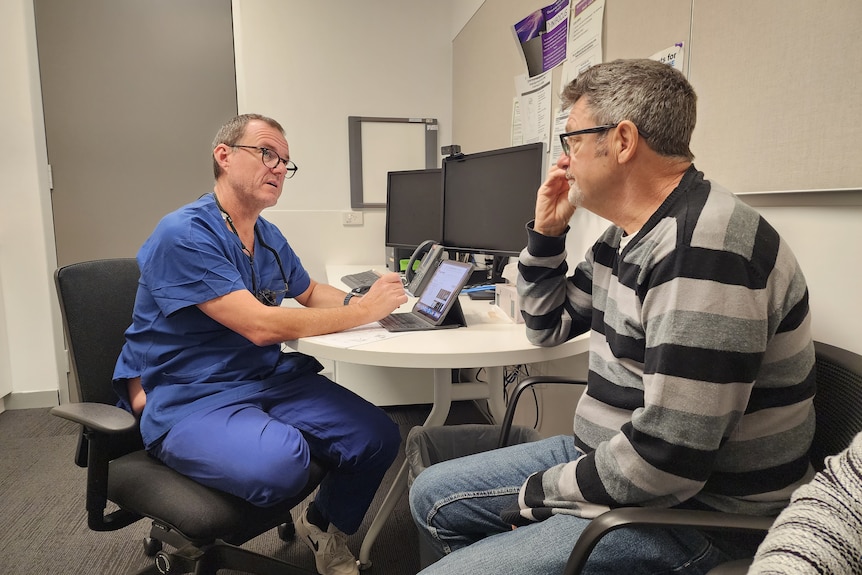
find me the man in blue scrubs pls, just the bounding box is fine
[113,113,408,575]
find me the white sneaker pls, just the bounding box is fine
[295,509,359,575]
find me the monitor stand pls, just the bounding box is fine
[467,269,507,286]
[467,290,495,301]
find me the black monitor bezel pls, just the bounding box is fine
[384,167,443,250]
[441,142,544,257]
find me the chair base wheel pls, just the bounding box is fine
[277,521,295,541]
[154,550,176,574]
[143,536,163,557]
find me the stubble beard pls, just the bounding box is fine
[567,177,584,208]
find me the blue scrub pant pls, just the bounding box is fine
[151,372,401,534]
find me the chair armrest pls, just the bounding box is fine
[52,402,142,531]
[498,376,587,448]
[564,507,774,575]
[52,402,137,434]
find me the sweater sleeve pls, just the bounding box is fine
[517,221,594,347]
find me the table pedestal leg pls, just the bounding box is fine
[358,368,452,569]
[484,365,506,423]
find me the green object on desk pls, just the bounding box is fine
[400,259,420,272]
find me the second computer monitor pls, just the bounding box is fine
[442,142,544,257]
[385,168,443,250]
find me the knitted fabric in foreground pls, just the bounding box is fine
[749,432,862,574]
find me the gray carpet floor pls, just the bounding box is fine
[0,402,488,575]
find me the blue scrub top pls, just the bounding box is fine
[113,193,321,448]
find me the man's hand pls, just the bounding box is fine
[534,160,576,237]
[356,272,408,318]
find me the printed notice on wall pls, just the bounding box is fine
[511,98,524,146]
[649,43,685,71]
[512,0,570,78]
[561,0,605,86]
[515,70,553,147]
[566,0,604,63]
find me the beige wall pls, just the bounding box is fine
[0,0,474,411]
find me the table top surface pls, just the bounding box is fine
[283,265,589,369]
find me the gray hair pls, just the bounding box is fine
[561,59,696,160]
[211,113,285,179]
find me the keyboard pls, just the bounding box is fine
[378,313,430,331]
[340,269,380,290]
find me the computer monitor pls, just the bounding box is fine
[385,168,443,250]
[441,142,544,257]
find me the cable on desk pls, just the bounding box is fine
[461,285,496,293]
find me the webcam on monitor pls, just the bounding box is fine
[441,144,462,158]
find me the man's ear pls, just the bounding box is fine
[614,120,641,164]
[213,143,231,171]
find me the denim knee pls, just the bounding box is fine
[407,462,457,529]
[408,461,448,527]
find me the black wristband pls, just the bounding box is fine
[343,292,356,306]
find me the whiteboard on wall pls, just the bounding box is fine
[348,116,439,208]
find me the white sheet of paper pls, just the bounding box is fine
[515,70,553,147]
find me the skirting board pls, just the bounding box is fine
[3,390,60,410]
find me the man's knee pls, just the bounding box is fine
[366,414,401,467]
[246,464,312,507]
[408,459,447,521]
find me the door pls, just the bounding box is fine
[35,0,238,266]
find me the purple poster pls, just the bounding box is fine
[513,0,569,77]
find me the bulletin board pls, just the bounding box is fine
[348,116,439,209]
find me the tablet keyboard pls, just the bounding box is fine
[378,313,430,331]
[340,269,380,290]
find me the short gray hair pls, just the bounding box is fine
[211,113,285,179]
[561,59,696,160]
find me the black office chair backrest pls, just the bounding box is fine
[810,341,862,471]
[55,258,140,407]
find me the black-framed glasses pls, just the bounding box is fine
[232,144,298,178]
[256,285,288,307]
[559,123,651,156]
[559,124,618,156]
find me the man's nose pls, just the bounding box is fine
[556,150,570,168]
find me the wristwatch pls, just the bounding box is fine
[343,289,362,306]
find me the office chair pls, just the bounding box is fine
[496,341,862,575]
[52,258,326,575]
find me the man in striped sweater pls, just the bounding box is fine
[410,58,816,574]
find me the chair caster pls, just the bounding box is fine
[143,536,163,557]
[154,550,176,574]
[277,521,295,541]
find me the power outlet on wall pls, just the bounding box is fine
[342,211,364,226]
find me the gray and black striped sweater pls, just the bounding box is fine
[508,166,816,525]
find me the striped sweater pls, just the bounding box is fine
[748,432,862,574]
[509,166,816,525]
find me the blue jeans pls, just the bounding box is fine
[409,435,757,574]
[151,372,401,534]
